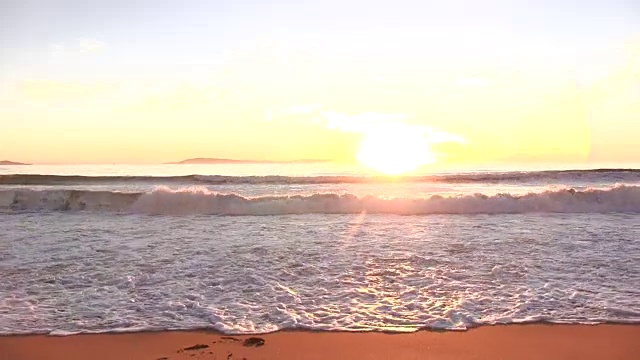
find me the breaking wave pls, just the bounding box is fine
[1,185,639,215]
[1,169,639,186]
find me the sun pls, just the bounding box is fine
[356,123,436,175]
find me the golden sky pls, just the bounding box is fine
[1,1,639,167]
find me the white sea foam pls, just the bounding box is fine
[0,212,638,335]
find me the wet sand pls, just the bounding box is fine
[0,324,638,360]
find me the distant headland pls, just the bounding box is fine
[0,160,30,165]
[166,158,331,165]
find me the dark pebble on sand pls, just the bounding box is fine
[243,337,265,347]
[182,344,209,351]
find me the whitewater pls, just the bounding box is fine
[1,164,639,335]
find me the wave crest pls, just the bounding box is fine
[1,185,639,215]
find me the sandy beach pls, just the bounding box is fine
[0,324,638,360]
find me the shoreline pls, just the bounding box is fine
[1,324,638,360]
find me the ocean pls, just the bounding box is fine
[1,164,639,335]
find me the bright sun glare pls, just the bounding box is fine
[356,124,436,175]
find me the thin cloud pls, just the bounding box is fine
[264,109,274,121]
[288,103,321,114]
[322,111,407,132]
[49,38,106,56]
[456,76,490,88]
[321,111,464,145]
[280,104,466,146]
[78,38,105,53]
[49,43,64,53]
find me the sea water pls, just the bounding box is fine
[1,164,639,335]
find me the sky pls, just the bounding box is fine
[1,0,639,167]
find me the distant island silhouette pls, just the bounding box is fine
[167,158,331,165]
[0,160,30,165]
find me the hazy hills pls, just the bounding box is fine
[167,158,330,165]
[0,160,29,165]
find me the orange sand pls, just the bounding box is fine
[1,324,638,360]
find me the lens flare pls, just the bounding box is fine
[356,124,436,175]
